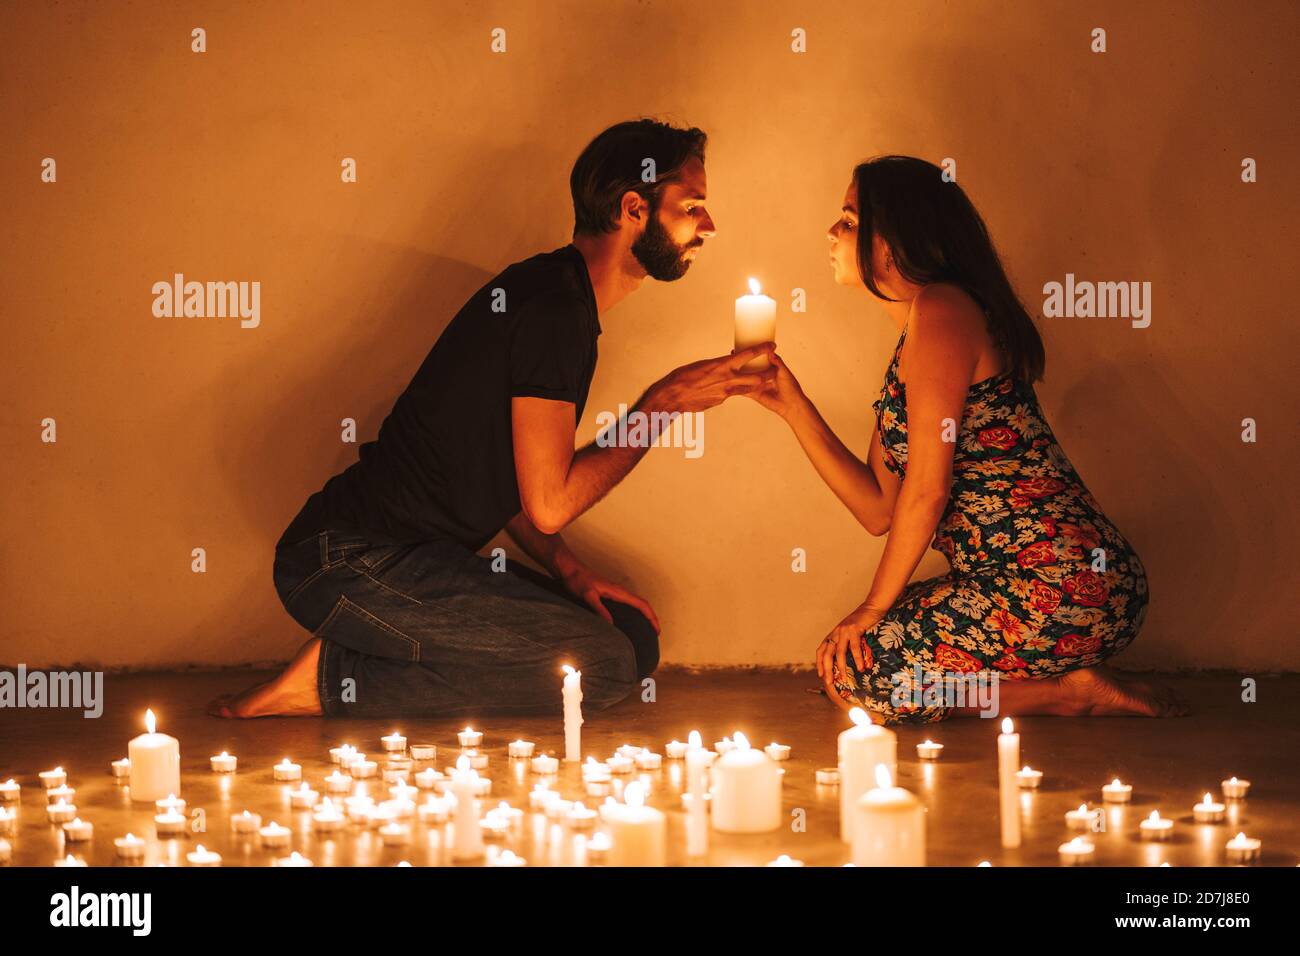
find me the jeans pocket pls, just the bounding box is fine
[313,594,422,662]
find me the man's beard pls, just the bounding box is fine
[631,209,698,281]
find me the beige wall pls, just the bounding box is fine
[3,0,1297,671]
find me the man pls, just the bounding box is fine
[210,118,775,718]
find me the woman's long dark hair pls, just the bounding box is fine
[852,156,1045,384]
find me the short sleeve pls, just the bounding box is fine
[508,291,589,404]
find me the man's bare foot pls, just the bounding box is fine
[207,639,323,718]
[1056,666,1189,717]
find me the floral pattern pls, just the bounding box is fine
[833,324,1150,724]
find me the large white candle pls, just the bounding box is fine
[128,708,180,803]
[684,730,709,856]
[449,755,484,861]
[734,278,776,371]
[838,707,897,843]
[562,664,583,763]
[852,764,926,866]
[997,717,1021,848]
[710,732,781,833]
[606,781,666,866]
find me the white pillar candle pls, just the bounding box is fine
[839,707,897,843]
[0,779,20,801]
[605,781,666,866]
[851,764,925,866]
[39,766,67,789]
[258,821,291,848]
[1058,836,1095,865]
[562,664,583,762]
[186,844,222,866]
[457,727,483,748]
[230,810,262,834]
[110,759,131,779]
[381,731,406,753]
[128,710,180,803]
[47,799,77,823]
[209,751,237,773]
[916,739,944,760]
[1224,832,1261,863]
[62,817,93,842]
[1101,778,1132,803]
[764,743,791,762]
[531,753,559,775]
[1193,792,1225,823]
[114,832,146,860]
[664,740,688,759]
[1015,765,1043,789]
[1139,810,1173,841]
[450,755,484,861]
[508,739,535,758]
[273,758,302,782]
[684,731,710,856]
[734,277,776,370]
[153,810,185,835]
[711,732,781,834]
[997,717,1021,848]
[1221,776,1251,800]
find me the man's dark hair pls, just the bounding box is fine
[570,119,707,237]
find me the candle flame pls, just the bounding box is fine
[1148,810,1160,821]
[1202,792,1212,803]
[1001,717,1013,734]
[849,707,870,727]
[1077,804,1088,812]
[747,277,761,295]
[733,731,750,751]
[1110,778,1122,786]
[688,730,702,747]
[874,763,893,789]
[456,755,470,771]
[145,709,156,734]
[626,782,646,808]
[1021,765,1032,773]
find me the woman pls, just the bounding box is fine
[752,156,1188,725]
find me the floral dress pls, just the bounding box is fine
[831,324,1150,724]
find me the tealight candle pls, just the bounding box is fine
[545,798,575,821]
[735,277,777,370]
[55,854,87,867]
[606,754,634,775]
[323,771,353,794]
[1139,810,1173,841]
[379,822,412,846]
[529,786,559,811]
[381,731,407,753]
[491,801,524,827]
[274,851,313,867]
[480,813,511,840]
[764,743,791,762]
[258,821,292,848]
[586,831,612,863]
[565,801,598,830]
[409,743,437,761]
[664,740,688,759]
[508,739,535,759]
[916,740,944,760]
[490,849,527,867]
[852,764,926,866]
[62,817,93,842]
[634,749,662,771]
[347,798,377,825]
[0,779,20,801]
[388,782,418,802]
[1102,778,1132,803]
[210,751,237,773]
[767,854,804,866]
[417,797,451,824]
[311,801,346,833]
[289,783,320,809]
[839,708,897,843]
[458,727,483,748]
[472,777,492,797]
[47,799,77,823]
[1193,792,1226,823]
[381,767,408,784]
[128,709,181,803]
[1015,766,1044,789]
[1221,777,1251,800]
[273,758,302,782]
[110,758,131,779]
[1065,804,1097,831]
[186,844,222,866]
[0,806,16,835]
[47,785,76,805]
[1059,837,1095,865]
[615,744,641,760]
[531,754,559,775]
[462,749,489,771]
[230,810,262,833]
[114,832,146,860]
[155,793,185,814]
[711,732,781,833]
[329,745,357,765]
[816,767,840,786]
[581,758,611,782]
[39,767,68,789]
[414,768,444,790]
[1224,832,1261,863]
[153,809,185,835]
[714,737,735,755]
[349,759,378,779]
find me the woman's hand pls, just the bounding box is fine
[560,564,661,634]
[816,600,889,696]
[745,350,807,420]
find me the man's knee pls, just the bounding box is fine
[575,629,638,711]
[604,599,660,681]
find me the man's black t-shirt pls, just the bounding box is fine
[284,243,600,550]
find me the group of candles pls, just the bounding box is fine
[0,668,1269,867]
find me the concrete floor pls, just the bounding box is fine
[1,668,1295,866]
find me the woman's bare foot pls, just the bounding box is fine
[1053,666,1189,717]
[207,639,323,717]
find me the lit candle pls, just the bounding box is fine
[462,749,489,771]
[114,832,146,860]
[713,737,735,755]
[409,743,437,761]
[0,807,16,835]
[839,707,897,843]
[153,809,185,835]
[766,854,804,866]
[110,758,131,779]
[273,758,302,782]
[997,717,1020,848]
[545,797,575,821]
[62,817,93,842]
[347,796,377,824]
[605,781,666,866]
[457,727,483,748]
[1058,836,1095,865]
[606,754,635,775]
[414,768,444,790]
[311,799,346,833]
[734,277,776,370]
[852,764,926,866]
[1015,765,1043,789]
[55,854,87,867]
[39,766,67,789]
[450,755,484,861]
[1101,778,1133,803]
[664,740,688,759]
[711,732,781,833]
[323,770,353,794]
[1139,810,1173,841]
[764,743,791,762]
[1065,803,1096,831]
[1224,832,1261,863]
[209,751,237,773]
[615,744,641,760]
[155,793,185,814]
[186,844,222,866]
[257,821,291,848]
[565,802,598,830]
[230,810,262,834]
[289,783,320,809]
[1221,776,1251,800]
[349,759,377,779]
[47,785,76,805]
[508,739,535,759]
[388,782,418,803]
[916,740,944,761]
[816,767,841,785]
[47,799,77,823]
[274,851,313,867]
[381,767,408,784]
[489,849,527,867]
[582,757,611,782]
[418,796,451,824]
[562,665,583,762]
[586,832,612,864]
[530,753,559,775]
[128,710,180,803]
[684,731,709,856]
[329,744,354,764]
[473,776,492,797]
[0,779,20,802]
[634,748,662,771]
[1193,792,1225,823]
[381,731,407,753]
[379,822,412,846]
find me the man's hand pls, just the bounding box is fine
[641,343,777,415]
[560,564,661,634]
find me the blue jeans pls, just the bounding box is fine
[272,506,658,718]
